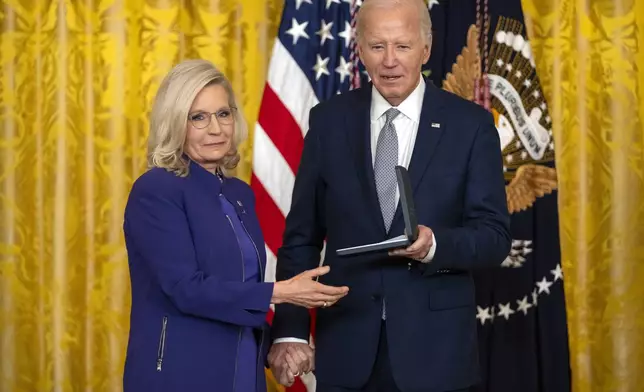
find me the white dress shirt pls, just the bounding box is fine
[274,76,436,345]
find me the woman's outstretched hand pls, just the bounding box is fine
[272,266,349,308]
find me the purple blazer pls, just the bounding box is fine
[122,160,274,392]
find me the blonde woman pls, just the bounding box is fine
[122,59,348,392]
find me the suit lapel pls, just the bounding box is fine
[390,81,446,232]
[345,85,387,236]
[407,81,446,192]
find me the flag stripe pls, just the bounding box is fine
[257,86,304,174]
[252,123,296,217]
[266,40,319,135]
[290,379,308,392]
[250,174,286,258]
[264,245,277,284]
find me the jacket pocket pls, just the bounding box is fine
[156,316,168,371]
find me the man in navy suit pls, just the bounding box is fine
[268,0,511,391]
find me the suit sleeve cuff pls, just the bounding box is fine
[273,337,309,344]
[420,232,437,263]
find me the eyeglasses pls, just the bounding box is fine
[188,107,237,129]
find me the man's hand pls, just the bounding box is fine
[389,225,434,261]
[268,342,314,386]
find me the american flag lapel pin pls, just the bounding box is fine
[431,122,441,128]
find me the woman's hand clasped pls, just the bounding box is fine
[272,266,349,309]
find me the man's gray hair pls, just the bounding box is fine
[355,0,432,44]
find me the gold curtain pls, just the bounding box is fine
[0,0,284,391]
[523,0,644,390]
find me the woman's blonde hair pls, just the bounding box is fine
[147,59,248,177]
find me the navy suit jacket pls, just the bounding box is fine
[122,161,273,392]
[272,80,512,391]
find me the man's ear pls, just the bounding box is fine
[423,35,432,64]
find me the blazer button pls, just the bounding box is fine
[371,294,381,301]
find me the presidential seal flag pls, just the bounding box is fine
[423,0,571,391]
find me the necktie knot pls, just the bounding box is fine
[385,108,400,124]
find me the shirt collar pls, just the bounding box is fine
[370,75,426,123]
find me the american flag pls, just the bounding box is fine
[251,0,364,391]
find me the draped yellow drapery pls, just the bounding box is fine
[0,0,283,391]
[1,0,644,392]
[523,0,644,390]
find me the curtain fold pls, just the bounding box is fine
[0,1,283,390]
[523,0,644,390]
